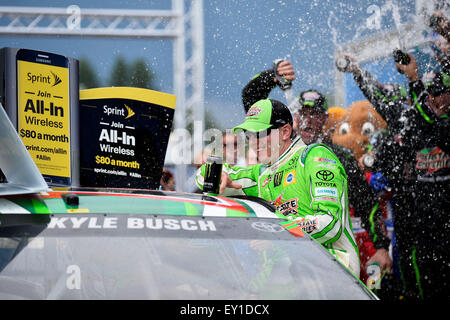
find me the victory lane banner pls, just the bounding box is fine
[79,87,176,189]
[16,49,71,182]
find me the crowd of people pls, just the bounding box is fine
[170,11,450,300]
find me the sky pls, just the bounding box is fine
[0,0,425,129]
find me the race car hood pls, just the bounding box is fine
[0,189,278,218]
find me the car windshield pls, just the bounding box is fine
[0,214,375,300]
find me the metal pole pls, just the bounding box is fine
[173,0,187,191]
[190,0,204,179]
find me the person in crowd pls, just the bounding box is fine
[241,61,392,277]
[365,51,449,300]
[222,131,247,167]
[160,168,176,191]
[428,11,450,80]
[196,98,360,277]
[429,11,450,43]
[336,54,411,296]
[429,32,449,73]
[336,53,411,132]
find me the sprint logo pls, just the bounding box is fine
[27,71,62,87]
[51,71,62,87]
[103,104,135,119]
[124,104,135,119]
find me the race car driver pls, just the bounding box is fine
[196,98,360,277]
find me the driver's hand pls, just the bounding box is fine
[338,53,360,73]
[219,172,242,194]
[366,248,393,275]
[274,60,296,82]
[395,53,419,81]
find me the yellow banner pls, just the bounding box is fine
[17,60,71,178]
[79,87,176,109]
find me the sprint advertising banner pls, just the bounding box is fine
[79,87,176,189]
[16,49,71,182]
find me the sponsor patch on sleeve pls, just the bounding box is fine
[314,196,339,203]
[296,217,318,233]
[273,171,283,187]
[313,157,336,163]
[262,176,272,187]
[314,187,338,197]
[283,170,296,186]
[275,198,298,216]
[315,170,335,181]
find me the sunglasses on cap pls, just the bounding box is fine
[244,128,273,140]
[243,123,290,140]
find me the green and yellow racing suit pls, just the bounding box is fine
[196,137,360,277]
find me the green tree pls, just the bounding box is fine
[130,58,157,90]
[79,56,101,89]
[108,55,129,87]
